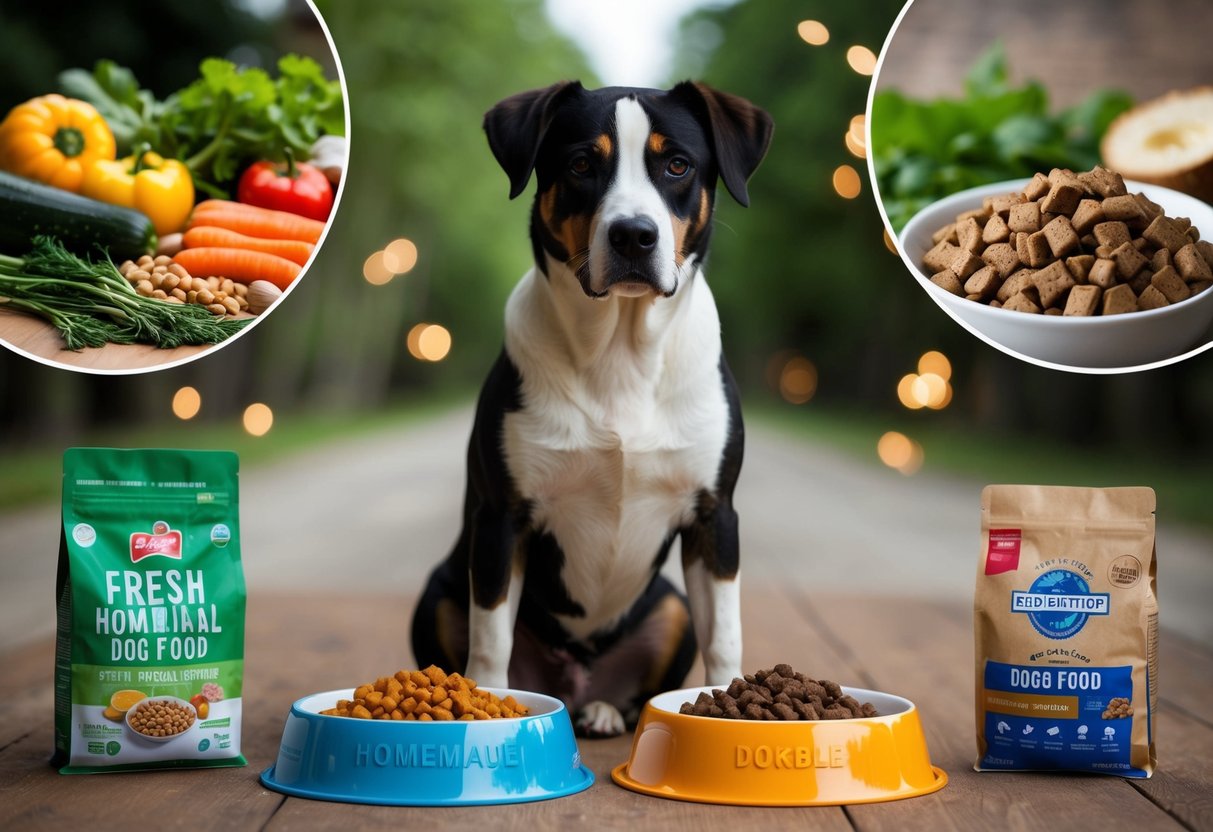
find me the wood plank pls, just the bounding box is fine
[799,595,1185,832]
[1158,633,1213,727]
[1128,708,1213,829]
[0,307,250,372]
[2,591,1207,830]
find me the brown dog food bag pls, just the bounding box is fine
[975,485,1157,777]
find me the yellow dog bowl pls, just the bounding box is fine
[612,686,946,806]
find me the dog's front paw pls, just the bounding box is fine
[575,701,626,738]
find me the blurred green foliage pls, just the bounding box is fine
[674,0,930,400]
[873,44,1133,231]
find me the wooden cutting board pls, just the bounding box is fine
[0,307,251,373]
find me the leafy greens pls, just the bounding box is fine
[872,44,1133,232]
[59,55,344,198]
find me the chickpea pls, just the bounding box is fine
[222,296,240,316]
[206,303,227,316]
[135,280,153,297]
[153,254,173,266]
[151,289,168,300]
[195,288,215,306]
[162,274,180,290]
[168,263,191,280]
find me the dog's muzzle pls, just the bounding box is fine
[593,216,671,298]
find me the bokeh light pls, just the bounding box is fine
[407,323,452,361]
[846,45,878,75]
[897,373,924,410]
[383,238,419,275]
[797,20,829,46]
[877,431,924,475]
[832,164,862,199]
[883,228,899,254]
[242,403,274,437]
[917,350,952,381]
[845,130,866,159]
[171,386,201,420]
[779,356,818,404]
[363,251,394,285]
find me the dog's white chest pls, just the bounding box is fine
[503,362,728,640]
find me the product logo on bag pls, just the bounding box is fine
[1011,569,1108,639]
[129,521,183,563]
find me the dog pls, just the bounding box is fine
[412,80,772,736]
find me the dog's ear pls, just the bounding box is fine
[484,81,582,199]
[672,81,773,207]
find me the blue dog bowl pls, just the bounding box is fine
[260,688,594,806]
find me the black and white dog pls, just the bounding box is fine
[412,81,772,736]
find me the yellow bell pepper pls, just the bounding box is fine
[81,147,195,236]
[0,94,116,192]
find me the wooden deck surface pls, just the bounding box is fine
[1,590,1209,831]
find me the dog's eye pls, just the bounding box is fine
[666,157,691,178]
[569,155,591,176]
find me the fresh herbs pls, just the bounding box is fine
[0,237,248,350]
[872,44,1134,232]
[59,55,344,198]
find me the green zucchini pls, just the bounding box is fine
[0,170,156,260]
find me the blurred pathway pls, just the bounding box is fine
[2,407,1209,651]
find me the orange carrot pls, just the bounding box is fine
[173,247,302,290]
[183,226,315,267]
[189,199,325,244]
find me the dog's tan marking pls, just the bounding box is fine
[558,213,592,265]
[595,133,612,158]
[648,132,667,154]
[643,593,692,690]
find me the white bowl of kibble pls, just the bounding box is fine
[899,174,1213,370]
[125,695,197,743]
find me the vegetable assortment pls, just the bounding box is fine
[0,51,344,352]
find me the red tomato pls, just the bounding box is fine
[237,153,334,222]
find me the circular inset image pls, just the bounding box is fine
[0,0,348,374]
[868,0,1213,372]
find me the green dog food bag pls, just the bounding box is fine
[53,448,247,773]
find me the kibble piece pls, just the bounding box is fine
[996,269,1035,303]
[982,242,1021,278]
[1093,221,1131,250]
[957,216,984,253]
[1137,285,1170,310]
[1152,248,1173,271]
[1063,284,1101,316]
[964,265,1001,299]
[1102,195,1144,222]
[1151,265,1191,303]
[1025,231,1052,267]
[1102,284,1138,315]
[982,213,1011,244]
[1048,167,1082,188]
[950,249,985,279]
[1066,255,1095,282]
[1175,243,1213,282]
[1191,280,1213,295]
[1003,291,1042,314]
[989,193,1026,216]
[1008,202,1042,234]
[1070,199,1106,236]
[1080,165,1127,198]
[924,240,962,273]
[1040,182,1082,215]
[1196,240,1213,270]
[1022,171,1051,201]
[1134,193,1163,221]
[1042,216,1081,258]
[959,205,993,224]
[1143,215,1190,255]
[1015,232,1031,264]
[1110,241,1149,279]
[1032,260,1076,308]
[931,222,958,245]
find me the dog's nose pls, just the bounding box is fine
[608,217,659,259]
